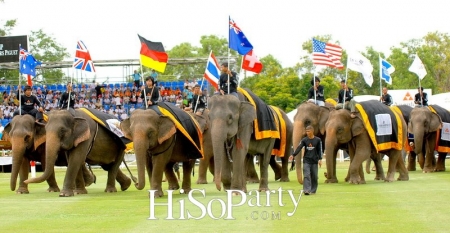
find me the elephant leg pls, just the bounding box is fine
[16,158,30,194]
[295,153,303,184]
[423,140,436,173]
[348,146,366,184]
[372,153,385,181]
[181,160,194,194]
[60,154,85,197]
[208,156,214,176]
[435,152,447,172]
[45,170,60,192]
[115,169,132,191]
[196,158,209,184]
[408,151,417,171]
[221,157,232,191]
[257,145,273,192]
[103,153,125,193]
[74,167,88,195]
[165,162,180,191]
[150,155,166,197]
[385,151,401,182]
[365,157,371,174]
[246,154,259,183]
[81,164,95,187]
[278,154,290,182]
[395,152,409,181]
[270,155,282,181]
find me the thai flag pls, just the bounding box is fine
[203,51,220,89]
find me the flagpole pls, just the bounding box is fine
[227,48,230,95]
[193,78,205,113]
[343,61,349,106]
[379,54,382,102]
[312,66,316,104]
[238,55,244,87]
[138,57,148,109]
[18,44,22,115]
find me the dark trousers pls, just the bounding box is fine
[303,162,319,193]
[134,80,140,88]
[13,108,43,121]
[141,104,161,115]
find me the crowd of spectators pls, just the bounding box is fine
[0,79,212,125]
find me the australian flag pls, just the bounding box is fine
[229,16,253,55]
[19,46,42,77]
[73,40,96,72]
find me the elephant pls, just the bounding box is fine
[196,107,293,184]
[391,105,418,171]
[408,105,448,172]
[25,109,132,197]
[121,108,203,197]
[209,92,285,193]
[3,115,95,194]
[324,102,409,184]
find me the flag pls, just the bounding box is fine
[312,38,344,69]
[242,50,263,73]
[73,40,96,72]
[19,46,41,77]
[229,16,253,55]
[138,34,168,73]
[380,57,395,85]
[408,54,427,80]
[347,51,374,86]
[203,51,220,89]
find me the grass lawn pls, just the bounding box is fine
[0,160,449,233]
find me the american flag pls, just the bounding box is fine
[73,40,96,72]
[312,38,343,69]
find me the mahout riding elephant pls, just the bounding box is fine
[324,101,409,184]
[3,115,94,194]
[25,109,132,197]
[209,89,287,193]
[408,105,448,172]
[121,107,203,198]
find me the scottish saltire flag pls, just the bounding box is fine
[19,46,41,77]
[381,57,395,84]
[73,40,96,72]
[203,51,220,89]
[229,16,253,55]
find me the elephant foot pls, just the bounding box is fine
[196,179,208,184]
[59,189,75,197]
[434,167,446,172]
[348,177,362,184]
[324,178,338,183]
[16,187,30,194]
[278,177,290,182]
[384,179,395,182]
[120,178,132,191]
[47,186,61,192]
[397,176,409,181]
[422,167,434,173]
[258,187,269,192]
[408,167,416,171]
[168,183,180,190]
[247,178,259,183]
[180,187,191,194]
[274,172,282,181]
[104,186,118,193]
[149,190,164,198]
[74,188,88,195]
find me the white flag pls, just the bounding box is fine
[408,54,427,80]
[347,52,374,86]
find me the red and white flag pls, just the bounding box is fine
[242,49,263,73]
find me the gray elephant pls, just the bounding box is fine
[121,106,203,198]
[408,105,448,172]
[25,109,131,197]
[3,115,94,194]
[208,89,287,192]
[324,101,409,184]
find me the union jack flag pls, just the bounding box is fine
[73,40,96,72]
[229,16,253,55]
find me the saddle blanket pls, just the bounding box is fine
[270,106,287,157]
[428,105,450,153]
[238,87,280,140]
[78,108,133,151]
[390,105,414,151]
[157,102,203,159]
[355,100,403,152]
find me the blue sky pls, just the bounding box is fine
[1,0,449,83]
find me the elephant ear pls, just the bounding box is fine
[351,118,365,137]
[430,112,443,132]
[158,116,176,144]
[73,117,91,147]
[238,102,256,128]
[2,123,11,141]
[121,118,132,140]
[34,122,46,150]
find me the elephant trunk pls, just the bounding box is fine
[324,133,338,181]
[134,138,149,190]
[412,129,425,167]
[10,138,26,191]
[292,120,306,184]
[25,135,59,184]
[211,124,227,191]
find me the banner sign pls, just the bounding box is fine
[0,35,28,63]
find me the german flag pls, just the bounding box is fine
[138,34,168,73]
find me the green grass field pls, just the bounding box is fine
[0,161,449,233]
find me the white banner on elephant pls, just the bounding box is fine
[441,122,450,141]
[375,114,392,136]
